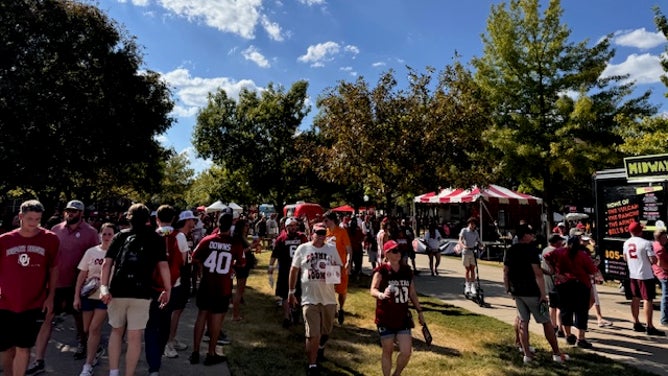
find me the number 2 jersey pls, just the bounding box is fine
[192,232,246,298]
[374,263,414,330]
[623,235,655,280]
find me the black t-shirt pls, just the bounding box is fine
[503,242,541,297]
[106,227,167,299]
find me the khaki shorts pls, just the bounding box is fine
[462,253,475,267]
[303,304,336,338]
[107,298,151,330]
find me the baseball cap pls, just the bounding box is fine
[383,240,399,255]
[557,222,565,227]
[548,233,566,245]
[285,217,297,226]
[65,200,84,211]
[629,221,643,234]
[177,210,198,223]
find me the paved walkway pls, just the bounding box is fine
[413,253,668,375]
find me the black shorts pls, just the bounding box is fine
[168,284,189,311]
[0,309,44,351]
[196,293,231,314]
[54,287,76,315]
[548,290,560,308]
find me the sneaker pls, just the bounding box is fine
[518,346,536,355]
[647,326,666,336]
[633,322,646,332]
[552,353,570,363]
[171,339,188,351]
[217,332,231,345]
[566,334,577,345]
[307,365,320,376]
[470,284,477,296]
[163,343,178,358]
[79,365,94,376]
[188,352,200,365]
[522,355,533,364]
[93,346,105,367]
[26,360,45,375]
[203,353,227,366]
[464,283,471,295]
[73,343,87,360]
[337,309,344,325]
[576,339,593,349]
[598,319,613,327]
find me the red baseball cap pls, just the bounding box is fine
[383,240,399,255]
[628,221,643,234]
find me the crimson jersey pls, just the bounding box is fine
[0,228,60,312]
[192,232,245,298]
[374,263,414,330]
[272,231,308,297]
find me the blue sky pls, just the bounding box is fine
[101,0,668,173]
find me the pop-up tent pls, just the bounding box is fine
[206,200,228,213]
[331,204,355,213]
[414,184,543,241]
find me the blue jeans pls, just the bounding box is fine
[660,279,668,325]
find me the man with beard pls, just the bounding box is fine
[269,217,309,328]
[28,200,99,375]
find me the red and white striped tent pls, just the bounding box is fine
[414,184,542,205]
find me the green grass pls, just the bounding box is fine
[222,252,657,376]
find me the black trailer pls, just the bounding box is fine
[593,155,668,281]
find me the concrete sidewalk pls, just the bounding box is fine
[413,253,668,375]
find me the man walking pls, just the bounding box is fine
[323,211,352,324]
[0,200,60,376]
[503,224,568,363]
[289,222,343,376]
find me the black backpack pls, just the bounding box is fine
[110,230,150,297]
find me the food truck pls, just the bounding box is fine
[593,153,668,280]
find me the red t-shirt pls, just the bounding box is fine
[0,228,60,312]
[374,263,414,330]
[192,232,245,298]
[545,247,598,288]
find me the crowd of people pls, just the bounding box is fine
[3,198,668,375]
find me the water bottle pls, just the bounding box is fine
[539,300,549,316]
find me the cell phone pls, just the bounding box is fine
[422,323,433,346]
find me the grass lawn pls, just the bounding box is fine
[221,252,657,376]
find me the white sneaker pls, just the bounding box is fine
[464,282,471,294]
[552,353,570,362]
[163,343,178,358]
[470,284,477,296]
[523,355,533,364]
[518,346,536,355]
[79,365,93,376]
[171,339,188,351]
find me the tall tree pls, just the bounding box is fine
[0,0,174,211]
[192,81,310,211]
[472,0,655,224]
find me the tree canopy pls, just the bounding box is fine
[0,0,174,210]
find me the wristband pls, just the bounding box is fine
[288,289,296,295]
[100,285,109,295]
[377,292,386,300]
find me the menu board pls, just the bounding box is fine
[597,183,666,280]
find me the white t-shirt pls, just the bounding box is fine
[424,230,442,250]
[77,245,106,299]
[459,227,480,255]
[623,236,656,280]
[291,242,343,305]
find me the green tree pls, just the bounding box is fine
[192,81,310,211]
[472,0,655,224]
[0,0,174,211]
[145,151,195,209]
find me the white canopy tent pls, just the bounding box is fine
[206,200,228,213]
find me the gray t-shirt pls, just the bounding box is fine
[459,227,480,255]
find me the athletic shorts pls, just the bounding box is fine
[462,253,475,267]
[629,278,656,301]
[514,295,550,324]
[303,304,336,338]
[80,297,107,312]
[168,285,189,311]
[0,309,44,351]
[196,293,231,314]
[377,325,411,340]
[107,298,151,330]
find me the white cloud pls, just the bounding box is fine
[613,28,666,50]
[298,41,340,67]
[601,53,663,85]
[118,0,151,5]
[242,45,271,68]
[340,66,357,76]
[297,0,326,6]
[162,68,261,117]
[372,61,386,67]
[261,14,284,41]
[157,0,263,39]
[344,45,359,56]
[182,147,213,172]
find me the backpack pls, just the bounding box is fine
[110,230,150,297]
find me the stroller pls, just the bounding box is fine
[463,246,488,307]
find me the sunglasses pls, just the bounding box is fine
[387,248,400,254]
[314,230,327,236]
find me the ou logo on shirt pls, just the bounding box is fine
[18,253,30,267]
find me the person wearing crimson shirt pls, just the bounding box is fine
[0,200,60,376]
[269,217,309,328]
[188,209,245,366]
[370,240,425,376]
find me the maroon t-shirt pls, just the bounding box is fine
[192,232,245,298]
[374,263,414,330]
[0,228,60,312]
